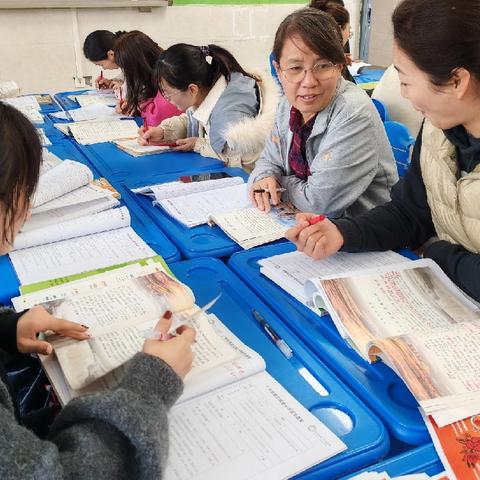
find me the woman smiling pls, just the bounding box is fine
[248,8,397,216]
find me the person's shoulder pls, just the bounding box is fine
[330,78,379,122]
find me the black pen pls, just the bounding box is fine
[252,309,293,359]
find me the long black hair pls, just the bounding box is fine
[154,43,258,93]
[113,31,163,115]
[83,30,126,62]
[0,102,42,244]
[393,0,480,86]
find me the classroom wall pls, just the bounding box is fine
[0,1,360,94]
[367,0,400,67]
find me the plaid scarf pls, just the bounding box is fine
[288,107,317,180]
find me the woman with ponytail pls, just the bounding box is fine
[138,43,279,171]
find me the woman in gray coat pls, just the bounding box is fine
[249,8,398,218]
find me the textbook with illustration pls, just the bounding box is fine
[134,178,298,249]
[259,249,409,314]
[306,258,480,425]
[425,413,480,480]
[12,262,346,479]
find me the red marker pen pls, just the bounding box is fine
[308,215,326,225]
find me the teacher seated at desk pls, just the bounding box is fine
[285,0,480,302]
[248,8,398,216]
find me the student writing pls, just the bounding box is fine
[138,43,279,171]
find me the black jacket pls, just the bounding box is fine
[334,124,480,301]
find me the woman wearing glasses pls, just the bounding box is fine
[249,8,397,215]
[138,43,279,171]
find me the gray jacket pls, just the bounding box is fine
[249,78,398,217]
[0,353,182,480]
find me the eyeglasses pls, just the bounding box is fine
[280,62,338,84]
[160,88,182,102]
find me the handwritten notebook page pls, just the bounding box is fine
[159,183,250,227]
[165,371,346,480]
[133,176,244,201]
[70,93,117,107]
[32,160,93,207]
[9,227,155,285]
[209,207,292,250]
[13,206,130,250]
[68,104,123,122]
[68,119,139,145]
[4,95,40,110]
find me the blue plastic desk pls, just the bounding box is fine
[120,168,254,259]
[74,141,225,183]
[228,242,430,445]
[170,257,390,479]
[339,443,443,479]
[33,93,62,114]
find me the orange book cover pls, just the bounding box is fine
[427,414,480,480]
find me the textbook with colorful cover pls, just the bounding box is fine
[134,178,298,249]
[306,258,480,426]
[12,260,347,480]
[425,413,480,480]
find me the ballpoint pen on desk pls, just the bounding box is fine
[253,187,287,194]
[142,293,222,341]
[252,309,293,359]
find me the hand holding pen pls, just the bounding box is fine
[249,176,284,213]
[285,212,344,260]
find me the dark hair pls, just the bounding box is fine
[154,43,257,93]
[309,0,350,28]
[393,0,480,86]
[273,8,346,67]
[83,30,126,62]
[0,103,42,244]
[113,31,163,115]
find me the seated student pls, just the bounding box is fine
[113,31,182,126]
[285,0,480,302]
[138,43,279,171]
[249,8,398,216]
[83,30,126,90]
[0,102,196,478]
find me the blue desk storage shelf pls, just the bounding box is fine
[170,257,390,479]
[34,93,62,114]
[228,243,430,445]
[339,443,443,479]
[54,89,93,110]
[120,168,255,259]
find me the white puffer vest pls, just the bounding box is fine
[420,120,480,253]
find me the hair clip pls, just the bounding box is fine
[199,45,210,57]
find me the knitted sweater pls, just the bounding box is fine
[0,309,183,480]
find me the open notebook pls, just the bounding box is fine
[12,262,346,479]
[259,249,408,314]
[134,178,298,249]
[113,138,175,156]
[54,119,139,145]
[9,157,154,285]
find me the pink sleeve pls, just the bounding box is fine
[139,91,183,126]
